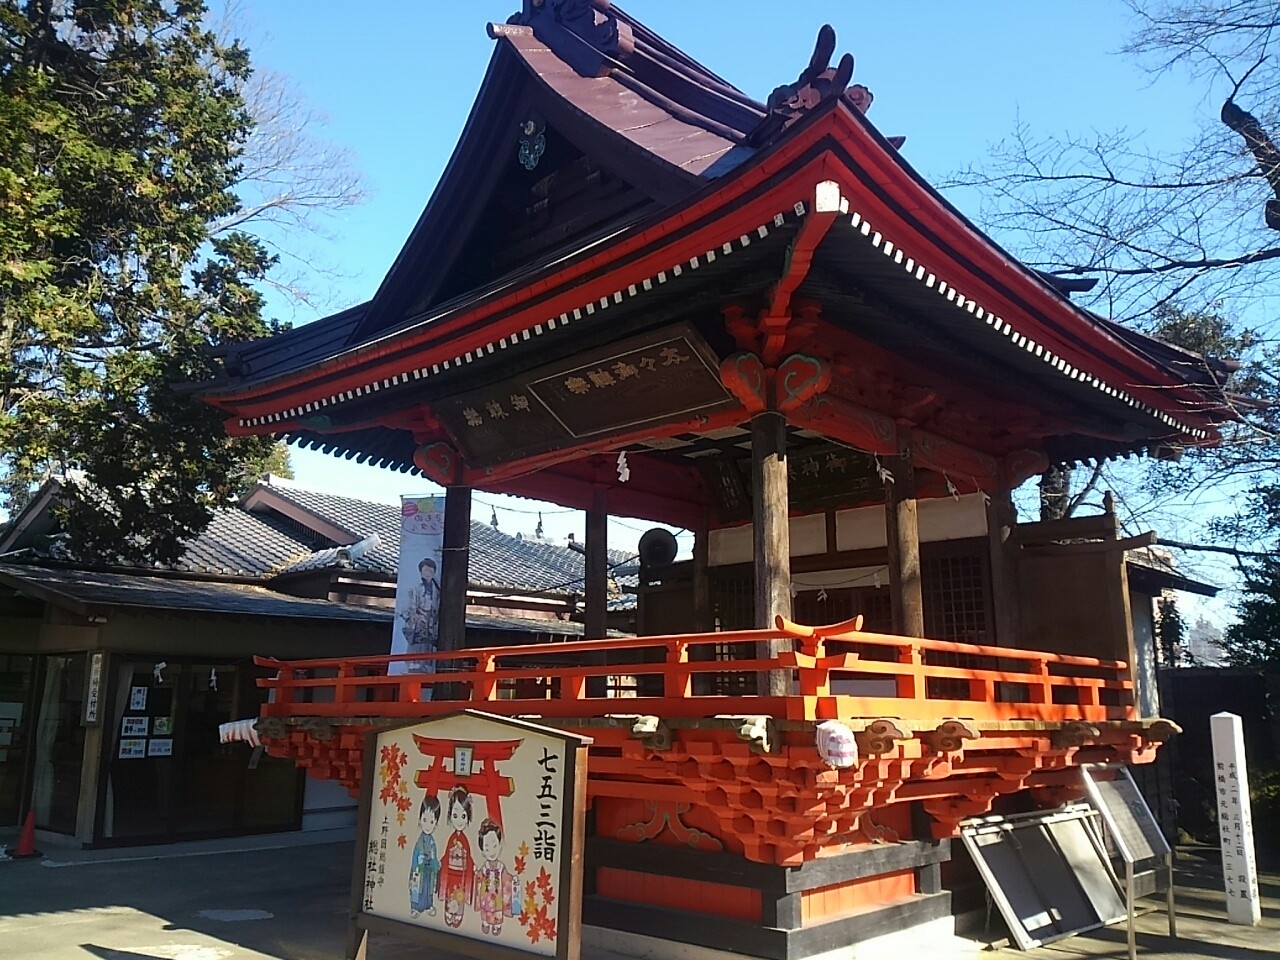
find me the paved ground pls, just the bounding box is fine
[985,846,1279,960]
[0,831,1276,960]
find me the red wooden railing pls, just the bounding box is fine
[255,617,1135,724]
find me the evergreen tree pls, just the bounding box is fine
[0,0,287,561]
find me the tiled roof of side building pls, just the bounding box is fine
[173,508,317,577]
[0,563,395,623]
[252,480,637,594]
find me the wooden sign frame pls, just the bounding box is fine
[347,710,591,960]
[435,322,736,468]
[1080,764,1176,960]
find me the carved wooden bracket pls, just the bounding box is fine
[722,303,760,353]
[630,715,673,752]
[855,718,909,756]
[1143,718,1182,743]
[719,352,768,413]
[295,717,335,742]
[1051,721,1101,749]
[735,715,778,755]
[720,352,832,417]
[776,354,831,413]
[413,441,462,486]
[921,718,979,754]
[1003,449,1051,488]
[615,800,724,852]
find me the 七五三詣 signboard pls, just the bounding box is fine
[350,711,590,960]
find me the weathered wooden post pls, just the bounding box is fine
[438,485,471,654]
[752,409,791,695]
[884,427,924,637]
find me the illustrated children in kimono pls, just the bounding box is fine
[473,818,517,936]
[437,786,475,928]
[409,794,440,918]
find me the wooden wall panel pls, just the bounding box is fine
[798,869,915,923]
[596,866,762,922]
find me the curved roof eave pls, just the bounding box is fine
[199,100,1230,444]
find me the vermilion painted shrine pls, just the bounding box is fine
[196,3,1233,958]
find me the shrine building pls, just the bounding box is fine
[194,4,1235,959]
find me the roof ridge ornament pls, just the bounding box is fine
[748,24,875,148]
[509,0,635,76]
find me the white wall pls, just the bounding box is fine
[709,493,988,566]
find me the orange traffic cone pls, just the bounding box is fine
[12,809,40,859]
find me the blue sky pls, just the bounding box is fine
[224,1,1234,619]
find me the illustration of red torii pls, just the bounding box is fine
[412,735,522,829]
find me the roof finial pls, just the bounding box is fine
[749,25,874,148]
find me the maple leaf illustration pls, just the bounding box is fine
[396,810,406,825]
[517,841,530,859]
[397,834,408,849]
[525,880,537,900]
[513,854,526,875]
[544,918,557,941]
[536,866,552,894]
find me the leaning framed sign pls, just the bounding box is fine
[348,710,591,960]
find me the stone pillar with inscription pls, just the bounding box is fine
[1211,712,1261,925]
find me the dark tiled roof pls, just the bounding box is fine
[1126,548,1218,598]
[253,485,402,574]
[0,563,393,623]
[173,509,313,577]
[0,563,593,635]
[252,481,637,596]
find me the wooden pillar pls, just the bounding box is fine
[585,488,608,641]
[585,489,609,698]
[752,411,791,695]
[885,430,925,638]
[438,485,471,653]
[986,490,1020,646]
[692,521,711,633]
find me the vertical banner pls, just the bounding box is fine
[351,711,590,960]
[1211,712,1261,925]
[391,495,446,677]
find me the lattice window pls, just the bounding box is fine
[701,575,756,695]
[923,553,990,643]
[922,551,992,699]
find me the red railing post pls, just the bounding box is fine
[665,639,693,698]
[896,642,923,703]
[474,654,498,701]
[337,663,356,704]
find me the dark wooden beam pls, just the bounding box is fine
[986,490,1020,646]
[692,521,711,633]
[752,410,791,693]
[885,428,925,637]
[439,485,471,653]
[586,488,608,641]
